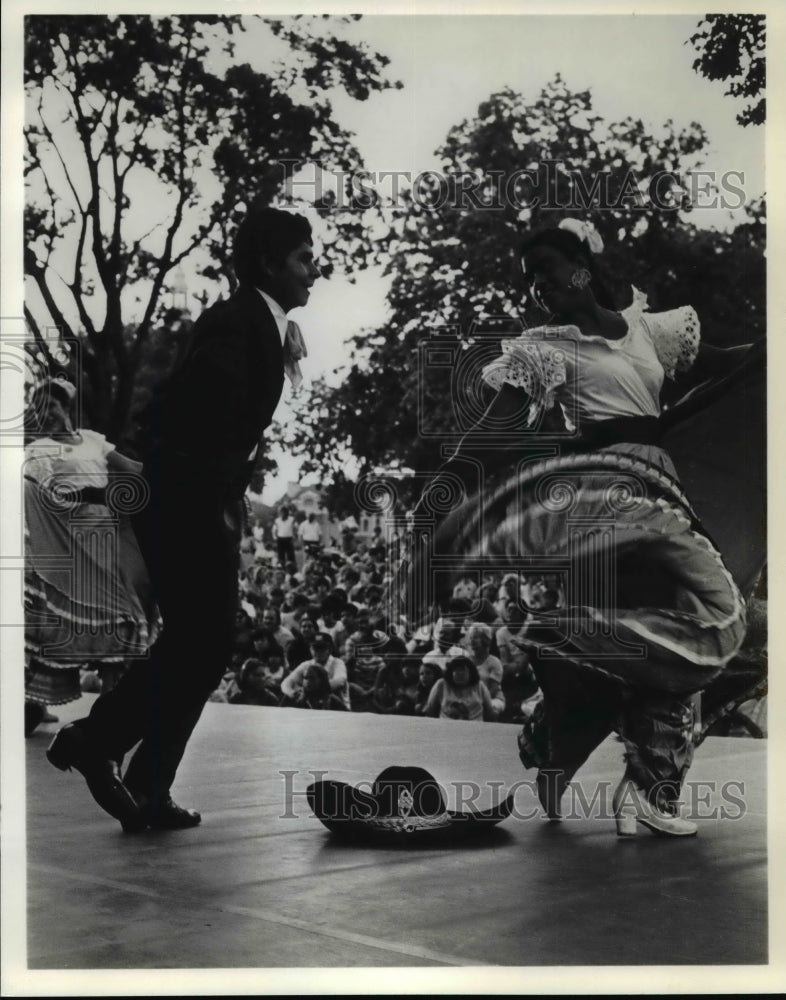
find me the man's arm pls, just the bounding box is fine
[327,658,347,692]
[280,663,307,699]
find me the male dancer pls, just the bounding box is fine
[47,206,320,831]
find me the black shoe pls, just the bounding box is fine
[121,795,202,833]
[46,723,142,828]
[25,702,45,738]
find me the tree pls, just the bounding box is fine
[688,14,765,127]
[24,14,399,440]
[275,76,765,504]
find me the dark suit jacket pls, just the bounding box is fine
[143,285,285,507]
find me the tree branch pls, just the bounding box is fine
[25,249,76,343]
[37,96,85,214]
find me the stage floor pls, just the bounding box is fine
[23,696,767,972]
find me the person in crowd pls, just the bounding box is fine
[226,657,282,707]
[418,619,466,675]
[260,605,295,652]
[331,602,359,660]
[317,597,342,641]
[495,573,521,621]
[299,512,323,557]
[466,625,506,719]
[423,656,495,722]
[266,585,286,613]
[280,633,350,709]
[281,592,310,632]
[286,616,320,670]
[496,602,540,720]
[340,513,359,555]
[414,661,442,715]
[344,609,387,711]
[273,504,297,567]
[452,572,479,603]
[373,656,421,715]
[368,524,386,562]
[239,529,256,573]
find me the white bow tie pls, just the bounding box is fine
[284,319,307,389]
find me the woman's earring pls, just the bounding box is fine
[570,268,591,290]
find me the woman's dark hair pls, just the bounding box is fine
[401,655,421,675]
[444,656,480,687]
[240,658,266,685]
[303,662,331,698]
[519,225,616,310]
[446,597,472,618]
[25,379,75,442]
[233,206,312,287]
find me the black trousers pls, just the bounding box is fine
[83,478,241,803]
[276,536,295,566]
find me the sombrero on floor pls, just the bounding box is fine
[307,765,515,842]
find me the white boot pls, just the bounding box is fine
[613,778,698,837]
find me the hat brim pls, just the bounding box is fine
[306,777,515,843]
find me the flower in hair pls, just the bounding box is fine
[558,218,604,254]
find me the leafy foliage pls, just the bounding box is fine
[688,14,765,127]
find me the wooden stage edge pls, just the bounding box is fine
[15,694,771,991]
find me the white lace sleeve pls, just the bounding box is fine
[642,306,701,380]
[481,335,567,411]
[81,428,115,458]
[24,450,54,484]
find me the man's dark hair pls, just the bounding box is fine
[233,206,312,288]
[262,605,282,626]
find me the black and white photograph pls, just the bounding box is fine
[0,0,781,994]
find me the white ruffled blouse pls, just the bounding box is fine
[481,290,700,426]
[24,429,115,487]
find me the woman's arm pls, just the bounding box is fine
[480,682,496,722]
[106,449,144,475]
[415,384,532,513]
[451,382,532,463]
[423,679,444,718]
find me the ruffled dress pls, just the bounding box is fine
[24,430,161,705]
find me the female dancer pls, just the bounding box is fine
[24,377,160,731]
[412,219,762,837]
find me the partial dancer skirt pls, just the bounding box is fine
[409,443,747,698]
[24,479,160,705]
